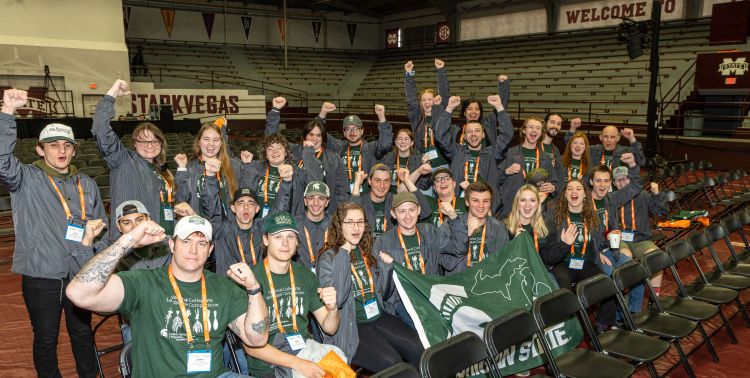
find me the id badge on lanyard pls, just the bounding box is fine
[569,258,585,270]
[364,299,380,319]
[262,206,271,218]
[425,148,438,160]
[65,220,85,243]
[163,205,174,222]
[186,350,212,373]
[622,230,635,242]
[285,333,306,351]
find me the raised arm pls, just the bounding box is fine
[66,220,166,313]
[487,94,513,162]
[436,59,450,108]
[173,153,193,205]
[264,97,286,136]
[373,104,393,160]
[621,128,646,167]
[318,102,345,154]
[403,60,421,131]
[0,89,29,192]
[434,96,461,161]
[92,80,131,169]
[226,262,270,347]
[647,183,669,216]
[605,153,643,208]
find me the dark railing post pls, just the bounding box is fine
[211,71,215,89]
[517,101,521,120]
[587,102,592,131]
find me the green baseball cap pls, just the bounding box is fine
[391,191,419,209]
[304,181,330,198]
[343,115,363,128]
[263,211,299,235]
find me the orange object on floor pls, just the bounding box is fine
[318,351,356,378]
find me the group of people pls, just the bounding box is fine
[1,58,668,378]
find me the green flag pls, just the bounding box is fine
[393,232,583,376]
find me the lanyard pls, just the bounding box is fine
[592,200,609,228]
[466,223,487,267]
[154,168,173,205]
[263,166,276,204]
[397,227,425,273]
[567,216,588,256]
[201,158,222,186]
[350,249,375,300]
[303,226,328,263]
[236,233,257,265]
[531,229,539,253]
[346,142,363,181]
[464,156,480,182]
[264,259,298,334]
[395,155,404,188]
[167,266,210,348]
[521,148,540,178]
[437,197,457,225]
[298,148,324,168]
[620,200,636,230]
[567,164,582,181]
[600,150,612,168]
[424,123,434,149]
[47,176,86,221]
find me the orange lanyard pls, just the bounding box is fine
[350,249,375,300]
[600,150,612,168]
[464,156,480,182]
[592,200,609,228]
[303,226,328,263]
[397,227,425,274]
[298,148,323,168]
[47,176,86,221]
[532,229,539,253]
[521,148,540,178]
[158,179,173,205]
[167,266,210,347]
[567,216,588,256]
[346,142,363,181]
[437,197,457,225]
[567,163,582,181]
[236,233,257,265]
[620,200,636,230]
[263,166,271,203]
[424,123,434,149]
[395,155,403,187]
[264,259,298,334]
[459,125,466,144]
[201,158,222,186]
[466,223,487,267]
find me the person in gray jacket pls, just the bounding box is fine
[439,181,510,275]
[295,181,332,271]
[381,128,432,193]
[351,163,431,239]
[1,89,105,377]
[403,59,449,170]
[317,202,423,373]
[93,79,176,236]
[565,123,647,169]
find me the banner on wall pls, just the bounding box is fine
[123,6,132,33]
[557,0,684,31]
[161,9,176,37]
[241,16,252,40]
[436,22,450,43]
[202,13,215,40]
[460,9,547,41]
[386,28,399,49]
[276,18,287,42]
[312,21,322,43]
[128,83,265,119]
[347,23,357,46]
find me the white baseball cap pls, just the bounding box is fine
[39,123,76,144]
[173,215,213,241]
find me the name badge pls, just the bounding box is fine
[65,221,85,243]
[460,191,465,198]
[163,206,174,222]
[285,333,306,351]
[186,349,212,373]
[364,299,380,319]
[569,258,585,270]
[622,230,635,242]
[262,206,270,218]
[425,149,438,160]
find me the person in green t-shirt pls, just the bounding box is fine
[245,212,344,378]
[66,215,270,378]
[424,167,467,227]
[560,132,591,184]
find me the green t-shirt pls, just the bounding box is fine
[569,159,581,180]
[257,165,281,213]
[390,156,410,194]
[425,196,467,226]
[466,150,481,182]
[351,248,380,323]
[373,200,387,237]
[521,147,538,175]
[422,118,449,167]
[248,260,324,376]
[342,144,362,186]
[400,233,423,272]
[117,267,247,378]
[467,226,485,267]
[567,212,587,259]
[602,149,614,169]
[593,199,608,228]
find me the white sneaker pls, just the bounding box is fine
[515,370,531,377]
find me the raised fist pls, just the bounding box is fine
[459,180,470,190]
[173,153,188,169]
[302,140,316,148]
[204,157,222,175]
[446,96,461,112]
[487,94,503,111]
[173,202,196,217]
[82,219,106,245]
[439,201,457,219]
[570,118,582,131]
[621,128,636,143]
[505,163,521,176]
[404,60,414,73]
[419,163,432,175]
[240,150,253,164]
[374,104,386,122]
[127,220,166,248]
[498,74,508,82]
[106,79,131,98]
[354,171,368,187]
[378,251,394,265]
[278,164,293,182]
[467,216,482,236]
[272,96,287,109]
[434,59,444,69]
[317,287,338,311]
[396,168,410,183]
[320,102,336,115]
[432,95,442,106]
[2,89,28,114]
[227,262,260,289]
[620,152,635,167]
[650,182,659,194]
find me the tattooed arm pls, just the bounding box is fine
[226,262,270,347]
[66,220,166,313]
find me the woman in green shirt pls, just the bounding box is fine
[560,132,592,185]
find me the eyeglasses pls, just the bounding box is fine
[434,176,452,183]
[343,220,366,229]
[135,139,162,147]
[344,126,361,133]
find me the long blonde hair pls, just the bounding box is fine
[505,184,549,238]
[192,123,237,195]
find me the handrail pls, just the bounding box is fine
[658,60,697,125]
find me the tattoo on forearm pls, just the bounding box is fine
[73,237,132,283]
[228,319,241,336]
[251,316,270,334]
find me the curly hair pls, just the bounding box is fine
[192,122,237,195]
[554,179,600,231]
[259,132,291,165]
[561,132,591,180]
[319,202,376,267]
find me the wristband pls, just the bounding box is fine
[247,284,263,296]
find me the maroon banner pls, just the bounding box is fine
[161,9,175,37]
[312,21,322,43]
[695,51,750,95]
[386,28,399,49]
[276,18,286,42]
[436,22,450,44]
[347,23,357,46]
[709,1,750,45]
[241,16,252,40]
[202,13,215,40]
[123,6,132,33]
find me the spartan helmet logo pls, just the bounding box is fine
[719,58,749,76]
[313,183,320,190]
[429,284,491,338]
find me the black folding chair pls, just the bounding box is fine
[118,342,132,378]
[723,211,750,262]
[420,331,500,378]
[532,289,635,378]
[483,309,551,378]
[576,274,670,378]
[704,222,750,277]
[371,362,420,378]
[686,231,750,292]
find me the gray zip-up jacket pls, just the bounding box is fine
[294,213,331,269]
[563,131,647,168]
[350,190,431,235]
[1,113,106,278]
[597,164,644,230]
[265,108,350,214]
[92,96,171,238]
[238,160,315,217]
[616,189,667,242]
[174,158,243,219]
[440,213,511,275]
[317,247,388,361]
[498,145,559,219]
[381,150,430,191]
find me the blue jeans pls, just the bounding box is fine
[223,335,249,375]
[217,371,251,378]
[598,249,645,314]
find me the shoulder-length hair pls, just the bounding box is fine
[504,184,549,238]
[192,122,237,195]
[554,179,600,231]
[132,122,174,189]
[320,202,375,267]
[561,132,591,178]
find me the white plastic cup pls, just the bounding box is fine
[608,232,621,249]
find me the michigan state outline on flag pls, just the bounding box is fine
[393,232,583,376]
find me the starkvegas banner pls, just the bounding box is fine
[557,0,684,31]
[394,232,583,376]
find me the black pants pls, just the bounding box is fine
[22,275,97,378]
[352,313,424,373]
[551,261,616,326]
